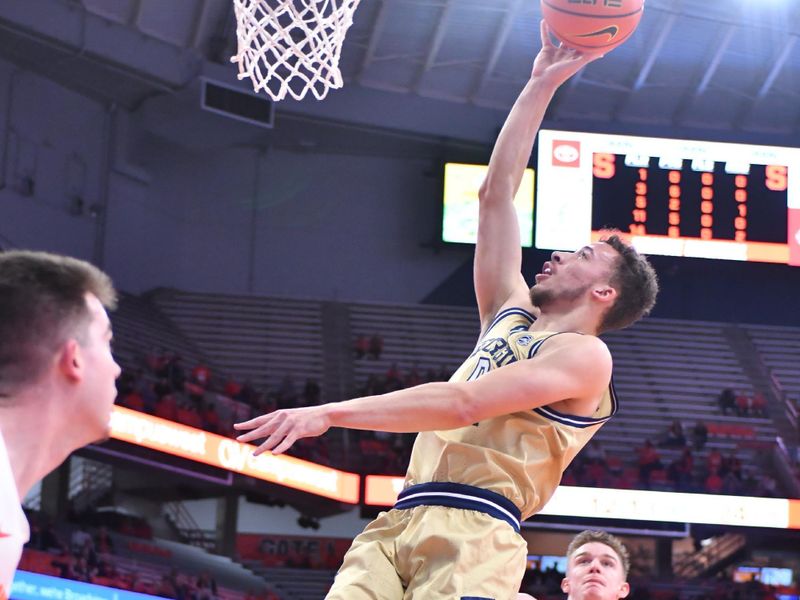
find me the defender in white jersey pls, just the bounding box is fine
[0,429,29,600]
[236,22,658,600]
[0,251,120,596]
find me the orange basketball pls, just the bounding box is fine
[541,0,644,54]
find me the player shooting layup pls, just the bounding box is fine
[236,22,658,600]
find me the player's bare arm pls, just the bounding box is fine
[234,334,611,455]
[474,21,602,328]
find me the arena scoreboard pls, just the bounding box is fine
[536,129,800,266]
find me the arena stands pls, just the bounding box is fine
[17,290,799,600]
[19,511,277,600]
[742,324,800,399]
[21,510,797,600]
[240,567,333,600]
[112,293,212,380]
[348,300,476,392]
[150,289,325,396]
[596,318,782,495]
[107,292,795,499]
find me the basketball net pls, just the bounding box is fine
[231,0,361,101]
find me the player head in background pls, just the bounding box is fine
[561,530,631,600]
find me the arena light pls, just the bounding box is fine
[364,476,800,530]
[540,485,800,530]
[364,474,405,505]
[108,406,360,504]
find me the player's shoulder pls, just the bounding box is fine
[537,333,612,366]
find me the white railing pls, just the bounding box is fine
[163,500,217,551]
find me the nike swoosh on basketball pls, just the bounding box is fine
[576,25,619,40]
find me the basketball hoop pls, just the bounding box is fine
[231,0,362,101]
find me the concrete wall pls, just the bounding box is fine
[0,58,466,304]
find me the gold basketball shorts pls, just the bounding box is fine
[325,482,528,600]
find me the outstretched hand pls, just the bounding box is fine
[233,406,330,456]
[532,20,602,86]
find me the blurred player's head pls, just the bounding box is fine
[530,234,658,334]
[0,250,120,444]
[562,530,630,600]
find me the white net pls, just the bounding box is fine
[231,0,362,101]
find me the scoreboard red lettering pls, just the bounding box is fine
[766,165,788,192]
[593,153,616,179]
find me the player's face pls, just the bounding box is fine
[76,293,121,443]
[530,243,618,309]
[561,542,630,600]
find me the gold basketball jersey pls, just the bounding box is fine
[404,306,617,520]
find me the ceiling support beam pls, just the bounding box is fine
[188,0,210,49]
[734,34,798,129]
[356,0,391,83]
[756,35,797,101]
[411,0,454,92]
[671,24,736,126]
[127,0,143,28]
[631,12,677,92]
[609,13,676,121]
[696,25,735,96]
[468,0,525,103]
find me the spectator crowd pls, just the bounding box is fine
[113,339,789,498]
[20,511,278,600]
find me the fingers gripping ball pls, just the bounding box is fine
[541,0,644,54]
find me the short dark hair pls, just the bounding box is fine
[0,251,117,397]
[598,234,658,333]
[567,530,630,578]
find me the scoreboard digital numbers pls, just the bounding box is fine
[535,130,800,266]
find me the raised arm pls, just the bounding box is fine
[234,334,612,455]
[474,22,601,327]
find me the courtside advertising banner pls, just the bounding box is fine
[11,571,161,600]
[108,406,359,503]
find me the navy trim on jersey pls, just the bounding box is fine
[533,405,611,428]
[527,335,548,359]
[394,482,521,533]
[473,307,536,354]
[528,331,618,428]
[482,307,536,339]
[608,376,619,417]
